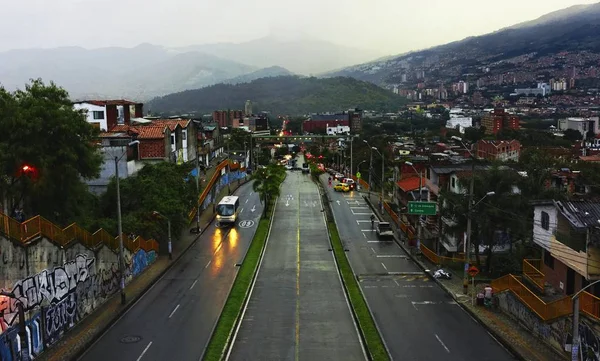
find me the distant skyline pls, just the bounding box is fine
[2,0,599,56]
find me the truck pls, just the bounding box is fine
[376,222,394,240]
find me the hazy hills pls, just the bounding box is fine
[146,76,407,116]
[0,35,382,101]
[324,2,600,85]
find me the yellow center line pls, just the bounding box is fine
[295,179,301,361]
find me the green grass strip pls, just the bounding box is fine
[327,221,391,361]
[202,205,273,361]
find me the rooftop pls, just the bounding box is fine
[397,177,426,192]
[74,99,142,106]
[556,201,600,229]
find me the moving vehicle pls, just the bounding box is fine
[334,173,344,181]
[334,183,350,192]
[342,178,356,190]
[216,196,240,225]
[376,222,394,240]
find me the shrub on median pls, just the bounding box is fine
[327,222,391,361]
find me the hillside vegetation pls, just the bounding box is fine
[146,76,407,115]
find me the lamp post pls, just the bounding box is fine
[195,154,201,233]
[364,140,373,196]
[349,136,354,178]
[0,291,29,361]
[152,211,172,260]
[372,147,384,213]
[115,140,139,305]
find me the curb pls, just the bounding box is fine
[362,195,525,361]
[69,178,250,361]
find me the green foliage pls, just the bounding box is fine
[286,119,303,134]
[147,76,408,116]
[225,128,252,151]
[0,79,102,224]
[327,222,390,361]
[94,162,196,243]
[251,164,286,216]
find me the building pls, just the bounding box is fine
[558,117,600,137]
[348,109,363,134]
[244,100,253,116]
[73,100,144,131]
[532,200,600,296]
[212,110,243,128]
[480,108,520,135]
[475,139,521,162]
[303,114,349,133]
[246,115,269,132]
[326,124,350,135]
[512,83,551,97]
[445,117,473,134]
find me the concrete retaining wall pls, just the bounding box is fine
[0,235,156,361]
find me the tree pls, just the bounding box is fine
[0,79,102,224]
[563,129,583,142]
[251,164,285,217]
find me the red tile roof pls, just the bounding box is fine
[396,177,426,192]
[151,119,190,131]
[75,99,142,106]
[136,125,167,139]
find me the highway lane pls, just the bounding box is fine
[80,181,263,361]
[322,175,515,361]
[227,157,366,361]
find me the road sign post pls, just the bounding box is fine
[468,266,479,306]
[407,201,437,216]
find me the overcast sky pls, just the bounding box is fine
[2,0,598,55]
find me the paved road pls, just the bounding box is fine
[227,157,366,361]
[322,175,516,361]
[80,182,263,361]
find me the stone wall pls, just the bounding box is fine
[0,235,156,361]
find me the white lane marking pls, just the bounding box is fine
[435,334,451,353]
[361,229,376,231]
[136,341,153,361]
[394,280,400,286]
[169,304,180,318]
[363,232,367,238]
[352,212,373,215]
[245,199,249,203]
[250,192,253,195]
[205,260,212,268]
[240,208,244,213]
[370,247,376,254]
[350,207,369,209]
[376,255,406,258]
[381,262,387,270]
[356,220,371,223]
[189,279,198,290]
[367,241,379,243]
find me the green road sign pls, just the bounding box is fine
[356,172,361,179]
[408,201,437,215]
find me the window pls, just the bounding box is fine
[541,211,550,230]
[451,176,456,189]
[182,130,187,141]
[92,111,104,120]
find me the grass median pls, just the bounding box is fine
[202,203,274,361]
[327,221,391,361]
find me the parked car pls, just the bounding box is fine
[376,222,394,240]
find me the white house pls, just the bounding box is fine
[73,100,144,131]
[326,124,350,135]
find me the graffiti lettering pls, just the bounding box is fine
[43,294,77,347]
[0,313,43,361]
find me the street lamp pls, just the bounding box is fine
[0,291,29,361]
[115,140,139,305]
[372,147,384,213]
[405,161,424,253]
[152,211,172,260]
[364,140,373,196]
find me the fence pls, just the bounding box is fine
[0,212,159,253]
[522,259,545,291]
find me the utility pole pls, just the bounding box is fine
[350,136,354,178]
[115,155,126,305]
[195,155,201,232]
[463,160,475,295]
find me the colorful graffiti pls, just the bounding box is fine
[580,321,600,361]
[0,250,156,360]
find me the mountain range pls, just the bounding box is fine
[324,2,600,86]
[146,76,406,116]
[0,36,382,101]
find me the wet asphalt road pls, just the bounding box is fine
[227,157,366,361]
[79,182,263,361]
[322,174,516,361]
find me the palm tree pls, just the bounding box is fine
[251,164,286,217]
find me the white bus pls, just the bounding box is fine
[216,196,240,225]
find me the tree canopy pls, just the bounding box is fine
[0,79,102,224]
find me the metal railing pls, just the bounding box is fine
[522,259,545,291]
[187,159,230,222]
[0,211,159,253]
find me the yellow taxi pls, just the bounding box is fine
[334,182,350,192]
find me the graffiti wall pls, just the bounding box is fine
[497,291,600,361]
[0,236,157,360]
[201,170,247,211]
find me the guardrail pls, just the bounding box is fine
[0,212,159,253]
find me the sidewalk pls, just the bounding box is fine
[36,162,247,361]
[361,191,568,361]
